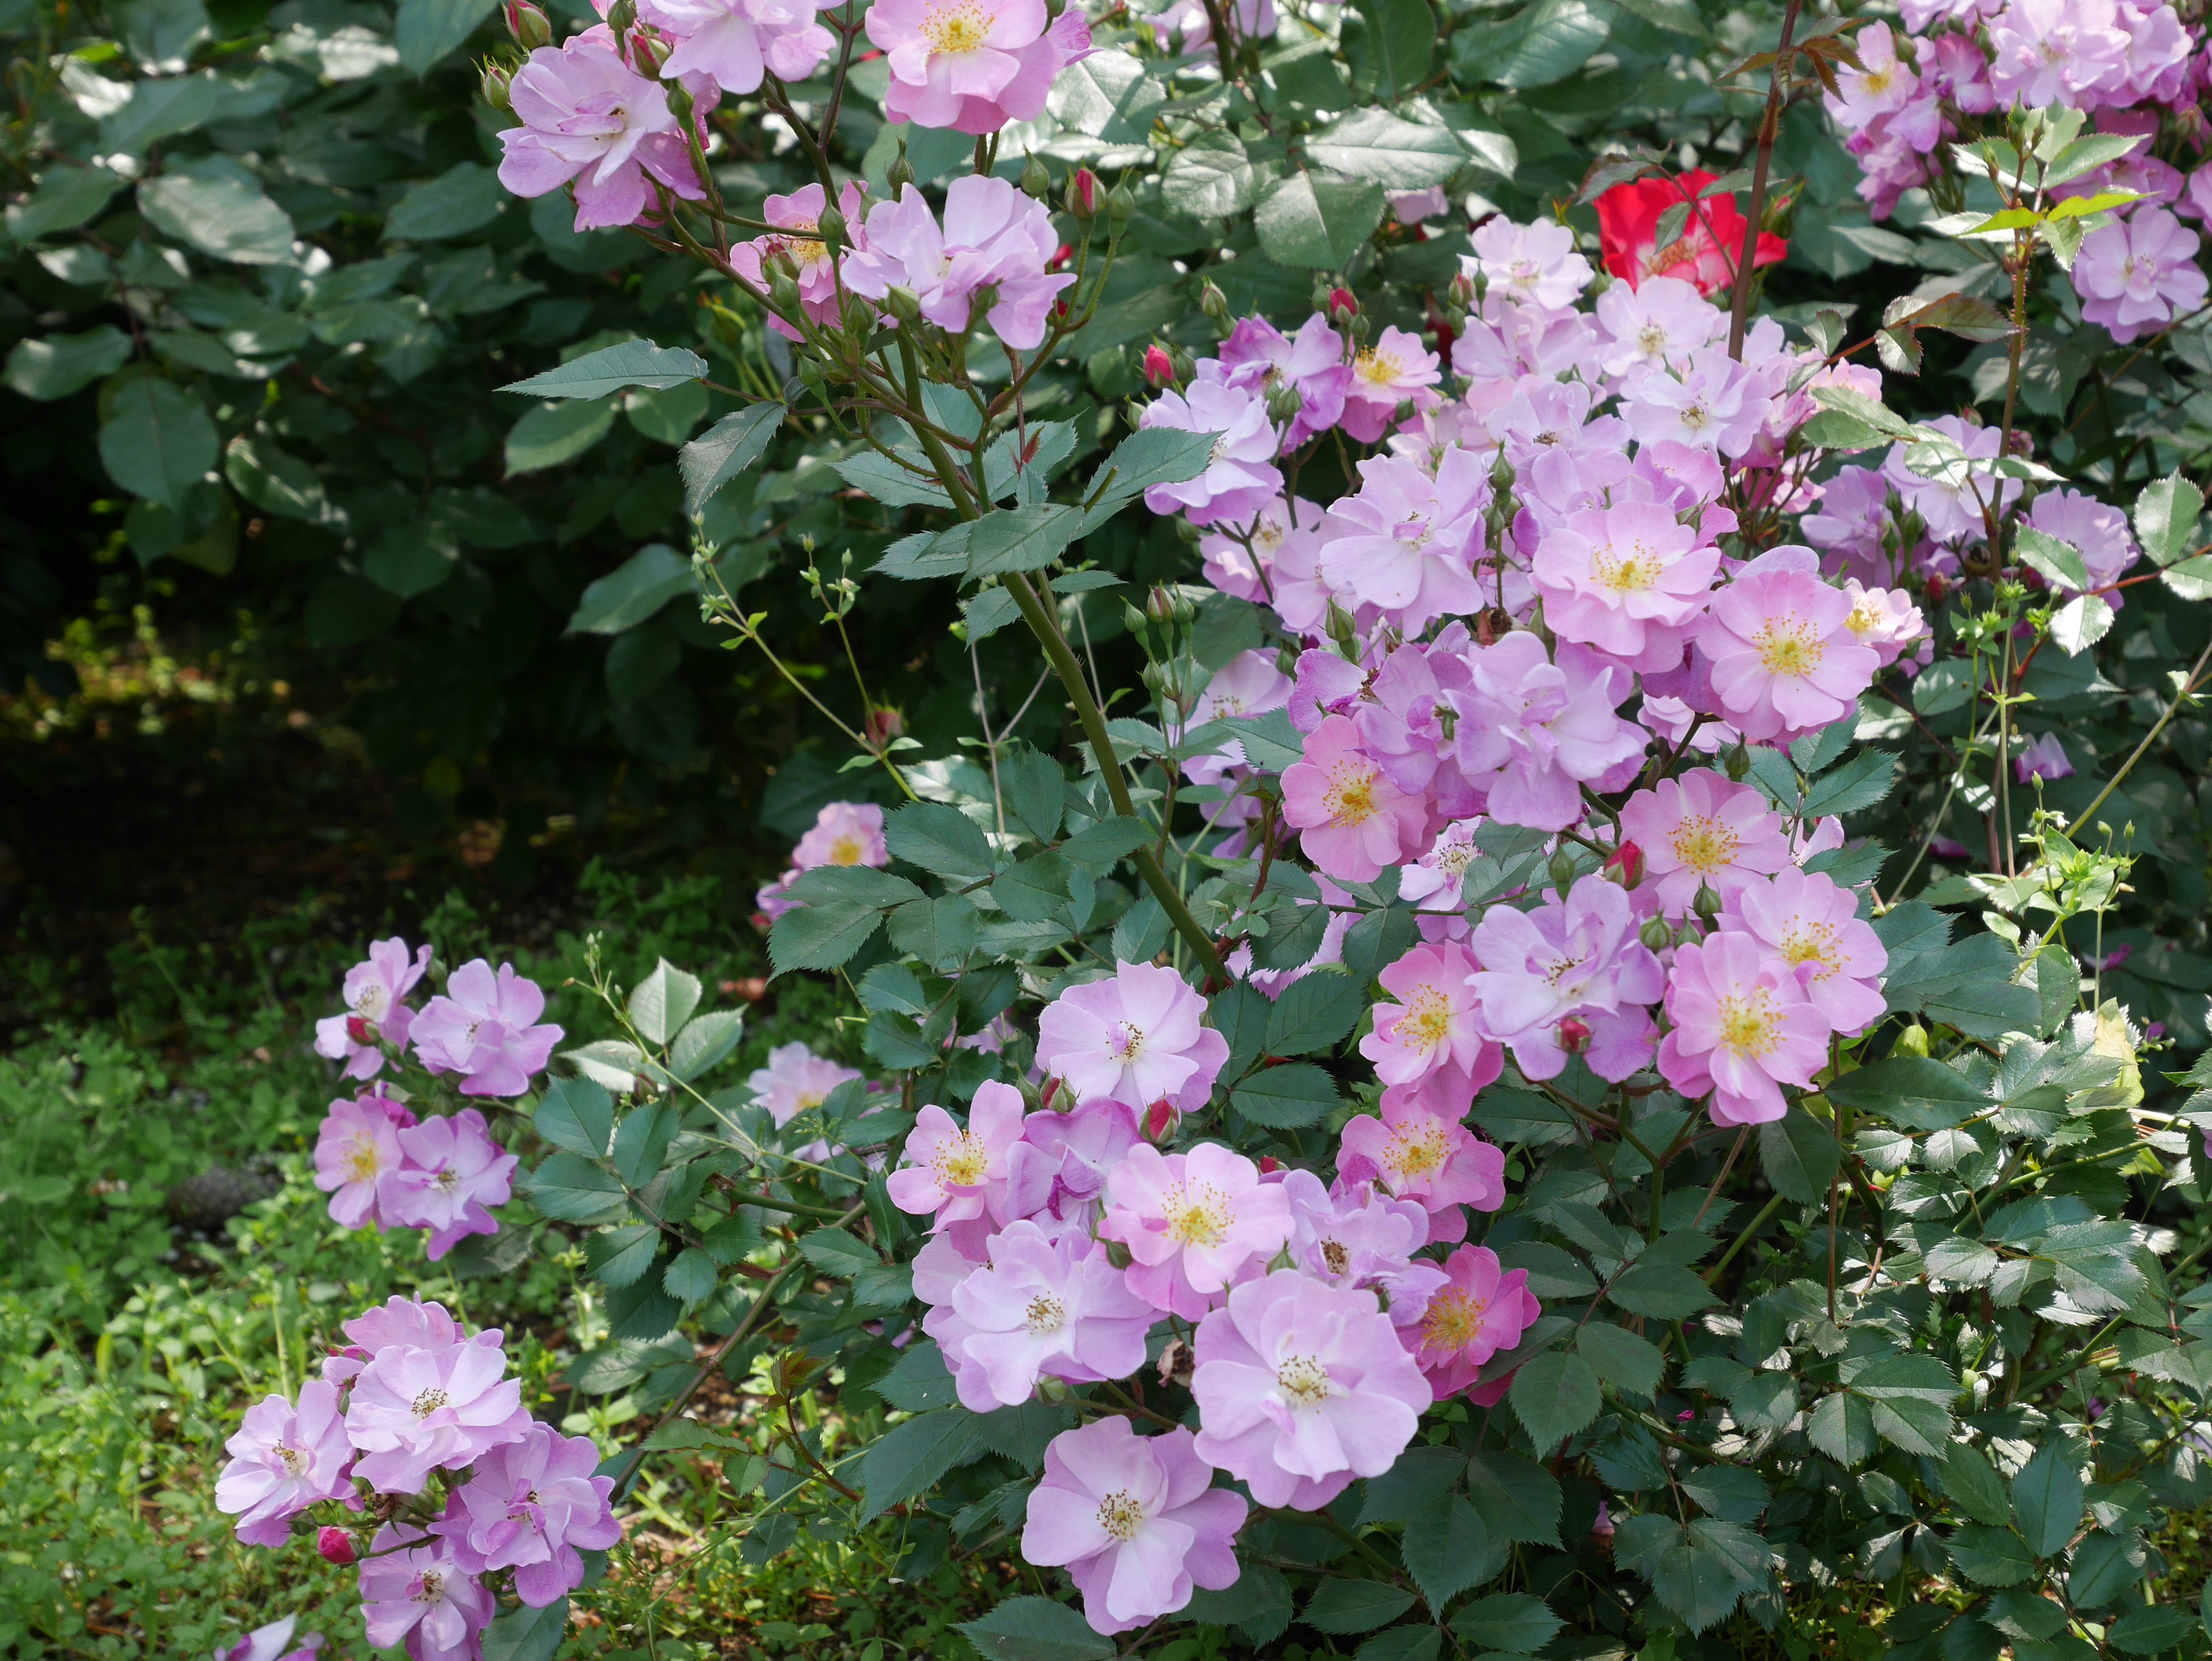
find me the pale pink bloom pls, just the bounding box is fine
[748,1040,862,1126]
[887,1079,1027,1224]
[1238,872,1360,999]
[1183,649,1294,792]
[344,1337,531,1494]
[2074,207,2209,345]
[314,937,431,1080]
[1723,867,1888,1035]
[753,867,802,922]
[1391,186,1451,224]
[2055,151,2184,213]
[1403,1244,1541,1399]
[1639,693,1732,756]
[2015,732,2074,784]
[1340,326,1442,444]
[1801,467,1893,584]
[215,1617,324,1661]
[1698,546,1880,743]
[435,1422,622,1607]
[642,0,836,93]
[1036,961,1229,1114]
[728,181,873,338]
[1361,941,1490,1088]
[1199,495,1324,604]
[1469,876,1666,1082]
[410,961,563,1098]
[1336,1087,1506,1244]
[1142,378,1287,526]
[1191,1270,1433,1510]
[959,5,1094,133]
[383,1110,518,1262]
[1882,415,2018,546]
[1453,292,1600,386]
[1150,0,1272,51]
[2027,487,2140,598]
[912,1228,987,1306]
[1463,217,1593,313]
[864,0,1046,130]
[1399,817,1484,917]
[1316,449,1488,630]
[1623,349,1771,457]
[1990,0,2132,108]
[1280,715,1427,883]
[1021,1418,1247,1635]
[1534,500,1720,674]
[498,29,705,232]
[358,1526,495,1661]
[1005,1099,1142,1228]
[842,177,1074,351]
[313,1091,415,1231]
[1214,313,1351,449]
[1099,1142,1292,1320]
[792,800,888,869]
[1828,21,1921,127]
[215,1379,353,1547]
[1619,769,1790,915]
[1594,274,1722,379]
[1658,932,1830,1126]
[1840,578,1927,667]
[2183,164,2212,225]
[1279,1169,1446,1323]
[1453,633,1649,832]
[944,1221,1157,1408]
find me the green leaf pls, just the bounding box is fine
[396,0,496,72]
[503,339,710,400]
[625,383,711,444]
[887,894,980,971]
[2107,1604,2196,1654]
[1800,750,1897,819]
[1940,1441,2014,1527]
[1302,1580,1415,1634]
[1354,1632,1441,1661]
[770,900,884,975]
[5,162,126,244]
[480,1597,569,1661]
[611,1102,679,1186]
[2015,524,2092,592]
[1948,1523,2038,1586]
[1577,1322,1665,1398]
[1465,1453,1562,1546]
[1826,1055,1987,1132]
[138,156,295,264]
[586,1223,660,1288]
[1160,130,1259,219]
[506,399,615,475]
[1002,744,1065,843]
[2066,1528,2147,1610]
[1681,1467,1769,1524]
[860,1408,978,1521]
[669,1008,745,1081]
[1264,971,1364,1055]
[1510,1349,1602,1452]
[957,1595,1116,1661]
[1185,1564,1295,1644]
[567,543,691,635]
[225,436,342,526]
[1402,1491,1490,1610]
[2135,472,2205,567]
[681,402,786,512]
[992,850,1070,922]
[963,504,1085,581]
[1350,0,1435,96]
[1230,1062,1339,1127]
[1074,427,1219,533]
[1059,817,1153,867]
[1605,1258,1715,1321]
[1254,172,1386,269]
[1047,51,1166,141]
[1450,0,1613,86]
[886,801,998,883]
[834,449,954,508]
[2012,1442,2085,1558]
[1357,1445,1466,1524]
[630,959,704,1046]
[1449,1594,1560,1652]
[1650,1522,1762,1631]
[536,1077,615,1158]
[1758,1108,1842,1204]
[384,161,505,241]
[100,378,218,507]
[4,327,132,400]
[798,1226,881,1278]
[1306,109,1467,190]
[877,1341,959,1411]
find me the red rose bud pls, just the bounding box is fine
[1604,841,1646,890]
[346,1015,374,1045]
[630,27,672,75]
[1142,1100,1178,1144]
[865,705,906,743]
[317,1527,357,1567]
[1258,1155,1281,1174]
[504,0,551,48]
[1557,1016,1593,1056]
[1039,1076,1062,1114]
[1142,343,1176,388]
[1327,286,1358,324]
[1924,573,1948,604]
[1066,168,1100,221]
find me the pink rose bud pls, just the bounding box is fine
[1257,1155,1280,1175]
[1557,1016,1592,1056]
[1142,1100,1177,1144]
[346,1015,374,1045]
[866,705,906,744]
[503,0,551,47]
[1066,168,1100,221]
[1327,286,1358,323]
[1142,344,1176,388]
[317,1527,356,1566]
[628,27,671,74]
[1603,841,1646,890]
[1039,1076,1062,1114]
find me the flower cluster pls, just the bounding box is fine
[309,941,556,1258]
[216,1297,620,1661]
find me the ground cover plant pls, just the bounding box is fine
[11,0,2212,1654]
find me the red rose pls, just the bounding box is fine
[1594,170,1789,296]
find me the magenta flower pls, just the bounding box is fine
[840,177,1073,350]
[641,0,835,94]
[1036,961,1229,1114]
[314,937,431,1080]
[1336,1087,1506,1245]
[382,1110,519,1261]
[1658,932,1830,1126]
[2074,207,2209,345]
[1021,1418,1247,1635]
[358,1525,495,1661]
[1361,941,1493,1091]
[1005,1098,1142,1228]
[410,960,563,1098]
[1618,769,1790,915]
[1403,1244,1541,1400]
[1340,327,1442,443]
[791,800,889,870]
[1452,633,1649,832]
[1881,415,2018,547]
[1398,818,1484,918]
[215,1379,353,1547]
[215,1616,324,1661]
[1099,1142,1292,1319]
[1281,715,1427,884]
[1215,313,1352,448]
[865,0,1045,130]
[1317,451,1488,633]
[497,28,705,232]
[1469,876,1666,1083]
[1191,1270,1432,1510]
[1138,379,1285,526]
[325,1296,468,1382]
[343,1335,531,1494]
[436,1422,622,1607]
[1722,868,1888,1036]
[1279,1169,1446,1322]
[944,1221,1157,1408]
[887,1079,1026,1224]
[1989,0,2131,108]
[2014,732,2074,784]
[312,1090,415,1230]
[1533,500,1720,674]
[1696,547,1880,744]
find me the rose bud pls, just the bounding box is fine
[1142,1100,1178,1144]
[1141,343,1176,388]
[1556,1016,1592,1056]
[1604,841,1646,890]
[1065,167,1100,221]
[317,1527,357,1567]
[503,0,551,48]
[1327,286,1358,324]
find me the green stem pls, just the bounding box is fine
[2075,633,2212,830]
[1704,1193,1786,1285]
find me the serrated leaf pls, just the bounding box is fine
[670,1008,745,1081]
[1306,108,1467,190]
[1449,1592,1561,1651]
[1464,1452,1562,1545]
[663,1246,718,1306]
[2015,524,2090,591]
[680,402,784,513]
[535,1077,614,1157]
[886,800,999,882]
[768,901,884,976]
[1075,427,1218,534]
[1303,1580,1415,1634]
[2050,593,2113,656]
[1940,1441,2014,1526]
[957,1596,1116,1661]
[521,1152,628,1224]
[502,339,706,399]
[1948,1522,2038,1586]
[1606,1258,1715,1320]
[586,1223,660,1288]
[1577,1322,1665,1398]
[1827,1055,1987,1131]
[2012,1441,2085,1558]
[611,1102,679,1187]
[1758,1107,1842,1204]
[1229,1062,1338,1126]
[861,1408,980,1522]
[1160,129,1258,219]
[629,958,704,1046]
[798,1227,880,1278]
[1510,1350,1601,1452]
[1400,1490,1490,1610]
[2137,472,2206,567]
[1253,171,1387,268]
[1264,971,1364,1056]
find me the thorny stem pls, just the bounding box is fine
[1727,0,1801,360]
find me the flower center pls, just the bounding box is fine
[1592,538,1661,592]
[1108,1021,1146,1066]
[1637,321,1668,355]
[274,1441,308,1476]
[1434,841,1476,876]
[921,0,990,52]
[1096,1490,1146,1541]
[1780,922,1838,979]
[828,834,865,865]
[1717,990,1781,1057]
[411,1388,450,1418]
[416,1570,445,1605]
[1323,759,1380,827]
[1753,617,1823,678]
[1399,984,1455,1050]
[1677,398,1711,431]
[933,1129,991,1189]
[1422,1289,1488,1352]
[1844,596,1884,638]
[1024,1292,1067,1335]
[1275,1352,1336,1408]
[1320,1238,1350,1277]
[343,1137,382,1184]
[1384,1119,1448,1181]
[1162,1180,1233,1248]
[353,985,391,1020]
[1355,347,1404,387]
[1669,813,1739,875]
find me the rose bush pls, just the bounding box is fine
[29,0,2212,1650]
